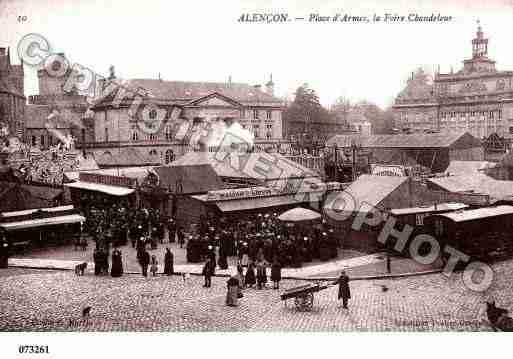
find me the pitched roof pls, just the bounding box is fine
[326,132,478,149]
[153,164,227,194]
[390,203,468,216]
[94,148,161,167]
[444,161,497,176]
[170,151,319,181]
[0,182,63,212]
[95,79,283,107]
[324,175,407,213]
[434,205,513,223]
[428,174,513,201]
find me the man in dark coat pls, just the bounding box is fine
[140,248,150,277]
[271,258,282,290]
[335,270,351,309]
[202,258,215,288]
[164,248,174,275]
[111,248,123,277]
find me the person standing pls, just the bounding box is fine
[164,248,174,275]
[93,248,101,275]
[140,248,150,277]
[225,275,240,307]
[150,255,158,276]
[271,258,282,290]
[177,227,185,248]
[167,218,176,243]
[111,248,123,277]
[236,263,245,293]
[245,262,256,288]
[256,259,267,289]
[334,271,351,309]
[202,258,215,288]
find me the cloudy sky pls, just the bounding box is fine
[1,0,513,109]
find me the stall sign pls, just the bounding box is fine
[206,181,344,202]
[79,173,137,188]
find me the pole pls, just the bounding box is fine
[352,143,357,181]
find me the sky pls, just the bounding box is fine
[2,0,513,109]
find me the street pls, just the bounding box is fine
[2,257,511,331]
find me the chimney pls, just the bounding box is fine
[265,73,275,96]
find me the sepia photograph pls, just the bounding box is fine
[1,0,512,357]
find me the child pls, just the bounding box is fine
[150,255,158,276]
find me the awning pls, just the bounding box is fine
[214,195,307,212]
[0,214,86,231]
[64,181,135,196]
[1,205,75,218]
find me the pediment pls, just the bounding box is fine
[188,92,242,107]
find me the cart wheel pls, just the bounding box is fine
[294,293,314,311]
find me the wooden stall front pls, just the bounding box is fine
[425,205,513,263]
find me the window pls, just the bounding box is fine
[253,124,260,138]
[104,127,109,142]
[253,109,259,119]
[509,126,513,134]
[131,130,138,141]
[149,133,156,141]
[49,136,53,146]
[31,136,36,146]
[149,149,158,156]
[165,149,174,164]
[40,135,45,146]
[165,125,173,141]
[149,109,157,119]
[266,110,272,120]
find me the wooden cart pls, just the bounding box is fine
[280,282,329,311]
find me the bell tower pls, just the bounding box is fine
[462,20,495,74]
[472,20,488,58]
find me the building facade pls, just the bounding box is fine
[88,74,284,165]
[0,47,25,141]
[393,23,513,140]
[25,54,90,149]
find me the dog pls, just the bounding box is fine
[82,306,91,318]
[182,272,190,283]
[486,301,513,331]
[74,262,87,276]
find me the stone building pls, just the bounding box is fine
[87,74,284,165]
[393,22,513,141]
[25,53,90,149]
[0,47,25,140]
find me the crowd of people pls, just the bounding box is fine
[186,210,340,269]
[75,197,350,308]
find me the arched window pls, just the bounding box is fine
[149,149,158,156]
[165,149,174,164]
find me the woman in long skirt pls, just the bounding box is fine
[226,276,239,307]
[150,255,158,276]
[111,248,123,277]
[245,262,256,288]
[164,248,174,275]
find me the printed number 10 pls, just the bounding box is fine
[18,16,28,22]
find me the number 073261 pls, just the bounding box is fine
[18,345,49,354]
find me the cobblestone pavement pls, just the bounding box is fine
[3,258,513,331]
[12,242,367,277]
